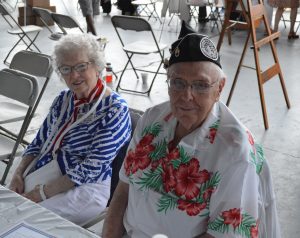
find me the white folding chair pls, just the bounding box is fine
[0,68,39,185]
[111,15,167,95]
[0,3,42,65]
[132,0,162,23]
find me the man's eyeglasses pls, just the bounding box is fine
[58,62,93,75]
[166,78,218,94]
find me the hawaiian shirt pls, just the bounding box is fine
[119,101,281,238]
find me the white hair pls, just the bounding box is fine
[52,34,106,72]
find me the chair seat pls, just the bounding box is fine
[124,41,167,54]
[7,25,42,34]
[186,0,211,6]
[132,0,158,5]
[0,133,24,161]
[49,32,64,40]
[0,101,29,124]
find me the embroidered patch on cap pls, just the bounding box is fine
[200,37,219,61]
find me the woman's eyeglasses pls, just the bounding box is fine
[166,78,218,94]
[58,62,93,75]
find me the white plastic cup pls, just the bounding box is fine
[152,234,168,238]
[141,72,148,84]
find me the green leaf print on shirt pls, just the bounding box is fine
[247,130,265,174]
[208,209,258,238]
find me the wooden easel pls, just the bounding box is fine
[217,0,290,129]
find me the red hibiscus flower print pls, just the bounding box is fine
[139,134,155,146]
[174,158,209,200]
[177,199,207,216]
[208,128,217,144]
[203,187,215,201]
[221,208,242,229]
[246,130,256,153]
[246,130,254,146]
[124,150,136,176]
[162,164,177,192]
[151,158,162,171]
[124,134,156,175]
[250,222,259,238]
[164,148,180,162]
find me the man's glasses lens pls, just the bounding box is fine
[167,78,216,93]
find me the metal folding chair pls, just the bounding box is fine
[51,12,84,34]
[0,3,42,65]
[186,0,223,32]
[32,7,55,33]
[0,68,39,185]
[132,0,162,23]
[111,15,167,95]
[82,108,143,231]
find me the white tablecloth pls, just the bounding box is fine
[0,185,99,238]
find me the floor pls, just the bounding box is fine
[0,0,300,237]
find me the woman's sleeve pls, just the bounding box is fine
[22,94,62,158]
[65,99,132,185]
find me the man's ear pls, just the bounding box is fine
[218,77,225,94]
[216,78,226,101]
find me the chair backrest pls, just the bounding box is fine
[0,3,21,29]
[0,2,9,16]
[111,15,152,32]
[10,50,53,79]
[51,13,84,34]
[9,50,53,130]
[32,7,54,33]
[0,69,38,106]
[111,15,163,59]
[107,108,143,206]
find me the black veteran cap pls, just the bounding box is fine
[167,21,221,68]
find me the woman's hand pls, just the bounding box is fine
[9,173,25,194]
[23,185,43,203]
[9,155,35,194]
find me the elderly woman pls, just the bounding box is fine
[102,22,281,238]
[9,34,132,225]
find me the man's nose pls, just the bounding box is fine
[182,85,194,101]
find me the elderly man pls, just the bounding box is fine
[102,22,281,238]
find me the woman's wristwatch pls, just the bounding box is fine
[38,184,47,201]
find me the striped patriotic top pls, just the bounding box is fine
[23,89,132,186]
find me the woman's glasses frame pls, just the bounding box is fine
[58,61,93,76]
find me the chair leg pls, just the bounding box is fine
[116,53,139,91]
[3,36,24,65]
[23,32,41,52]
[116,57,132,92]
[125,53,139,78]
[146,60,163,96]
